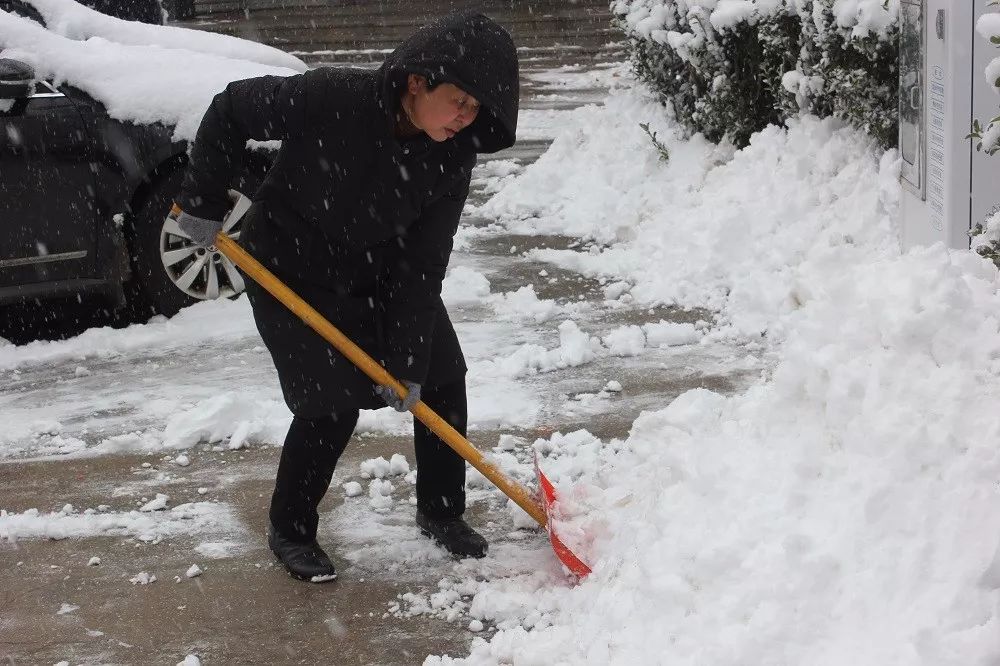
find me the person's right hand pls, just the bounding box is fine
[375,380,422,412]
[175,209,225,248]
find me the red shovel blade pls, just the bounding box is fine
[535,455,592,578]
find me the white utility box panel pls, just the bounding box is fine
[899,0,1000,250]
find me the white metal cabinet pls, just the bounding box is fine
[899,0,1000,250]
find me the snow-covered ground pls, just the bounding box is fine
[4,16,1000,666]
[3,48,757,663]
[418,80,1000,666]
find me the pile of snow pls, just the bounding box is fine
[160,391,291,450]
[487,285,559,323]
[130,571,156,585]
[473,320,603,378]
[437,247,1000,665]
[342,481,363,497]
[0,297,256,373]
[442,266,492,305]
[368,478,395,511]
[0,0,306,141]
[481,85,898,340]
[425,80,1000,664]
[359,454,410,479]
[443,267,570,322]
[352,455,413,511]
[471,318,701,379]
[139,493,169,512]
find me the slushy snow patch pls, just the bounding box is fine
[0,502,236,541]
[643,320,701,347]
[474,320,604,378]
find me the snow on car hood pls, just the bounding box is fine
[25,0,306,70]
[0,0,307,142]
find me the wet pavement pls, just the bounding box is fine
[1,4,762,665]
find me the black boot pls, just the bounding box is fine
[416,510,488,559]
[268,524,337,582]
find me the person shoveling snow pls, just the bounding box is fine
[173,12,519,582]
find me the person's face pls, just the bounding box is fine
[407,75,480,142]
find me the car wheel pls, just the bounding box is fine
[128,170,250,319]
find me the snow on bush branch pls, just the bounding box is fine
[611,0,899,149]
[968,10,1000,269]
[971,12,1000,155]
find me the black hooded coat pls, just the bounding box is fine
[176,12,519,417]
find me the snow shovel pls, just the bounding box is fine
[173,205,590,577]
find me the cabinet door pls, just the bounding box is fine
[0,82,97,287]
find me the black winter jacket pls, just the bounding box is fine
[176,12,518,416]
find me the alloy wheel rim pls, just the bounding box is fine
[159,191,251,300]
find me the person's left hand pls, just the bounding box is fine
[376,380,421,412]
[175,209,225,248]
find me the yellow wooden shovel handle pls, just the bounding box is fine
[202,225,548,527]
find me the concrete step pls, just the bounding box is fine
[194,0,610,17]
[208,28,620,52]
[178,0,620,66]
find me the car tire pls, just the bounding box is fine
[126,169,196,319]
[126,168,250,320]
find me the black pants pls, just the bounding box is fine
[269,378,468,542]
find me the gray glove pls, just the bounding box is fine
[375,380,421,412]
[176,210,224,248]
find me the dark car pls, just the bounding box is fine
[80,0,164,24]
[4,0,169,25]
[0,2,268,320]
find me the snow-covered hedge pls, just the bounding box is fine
[612,0,899,148]
[970,14,1000,269]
